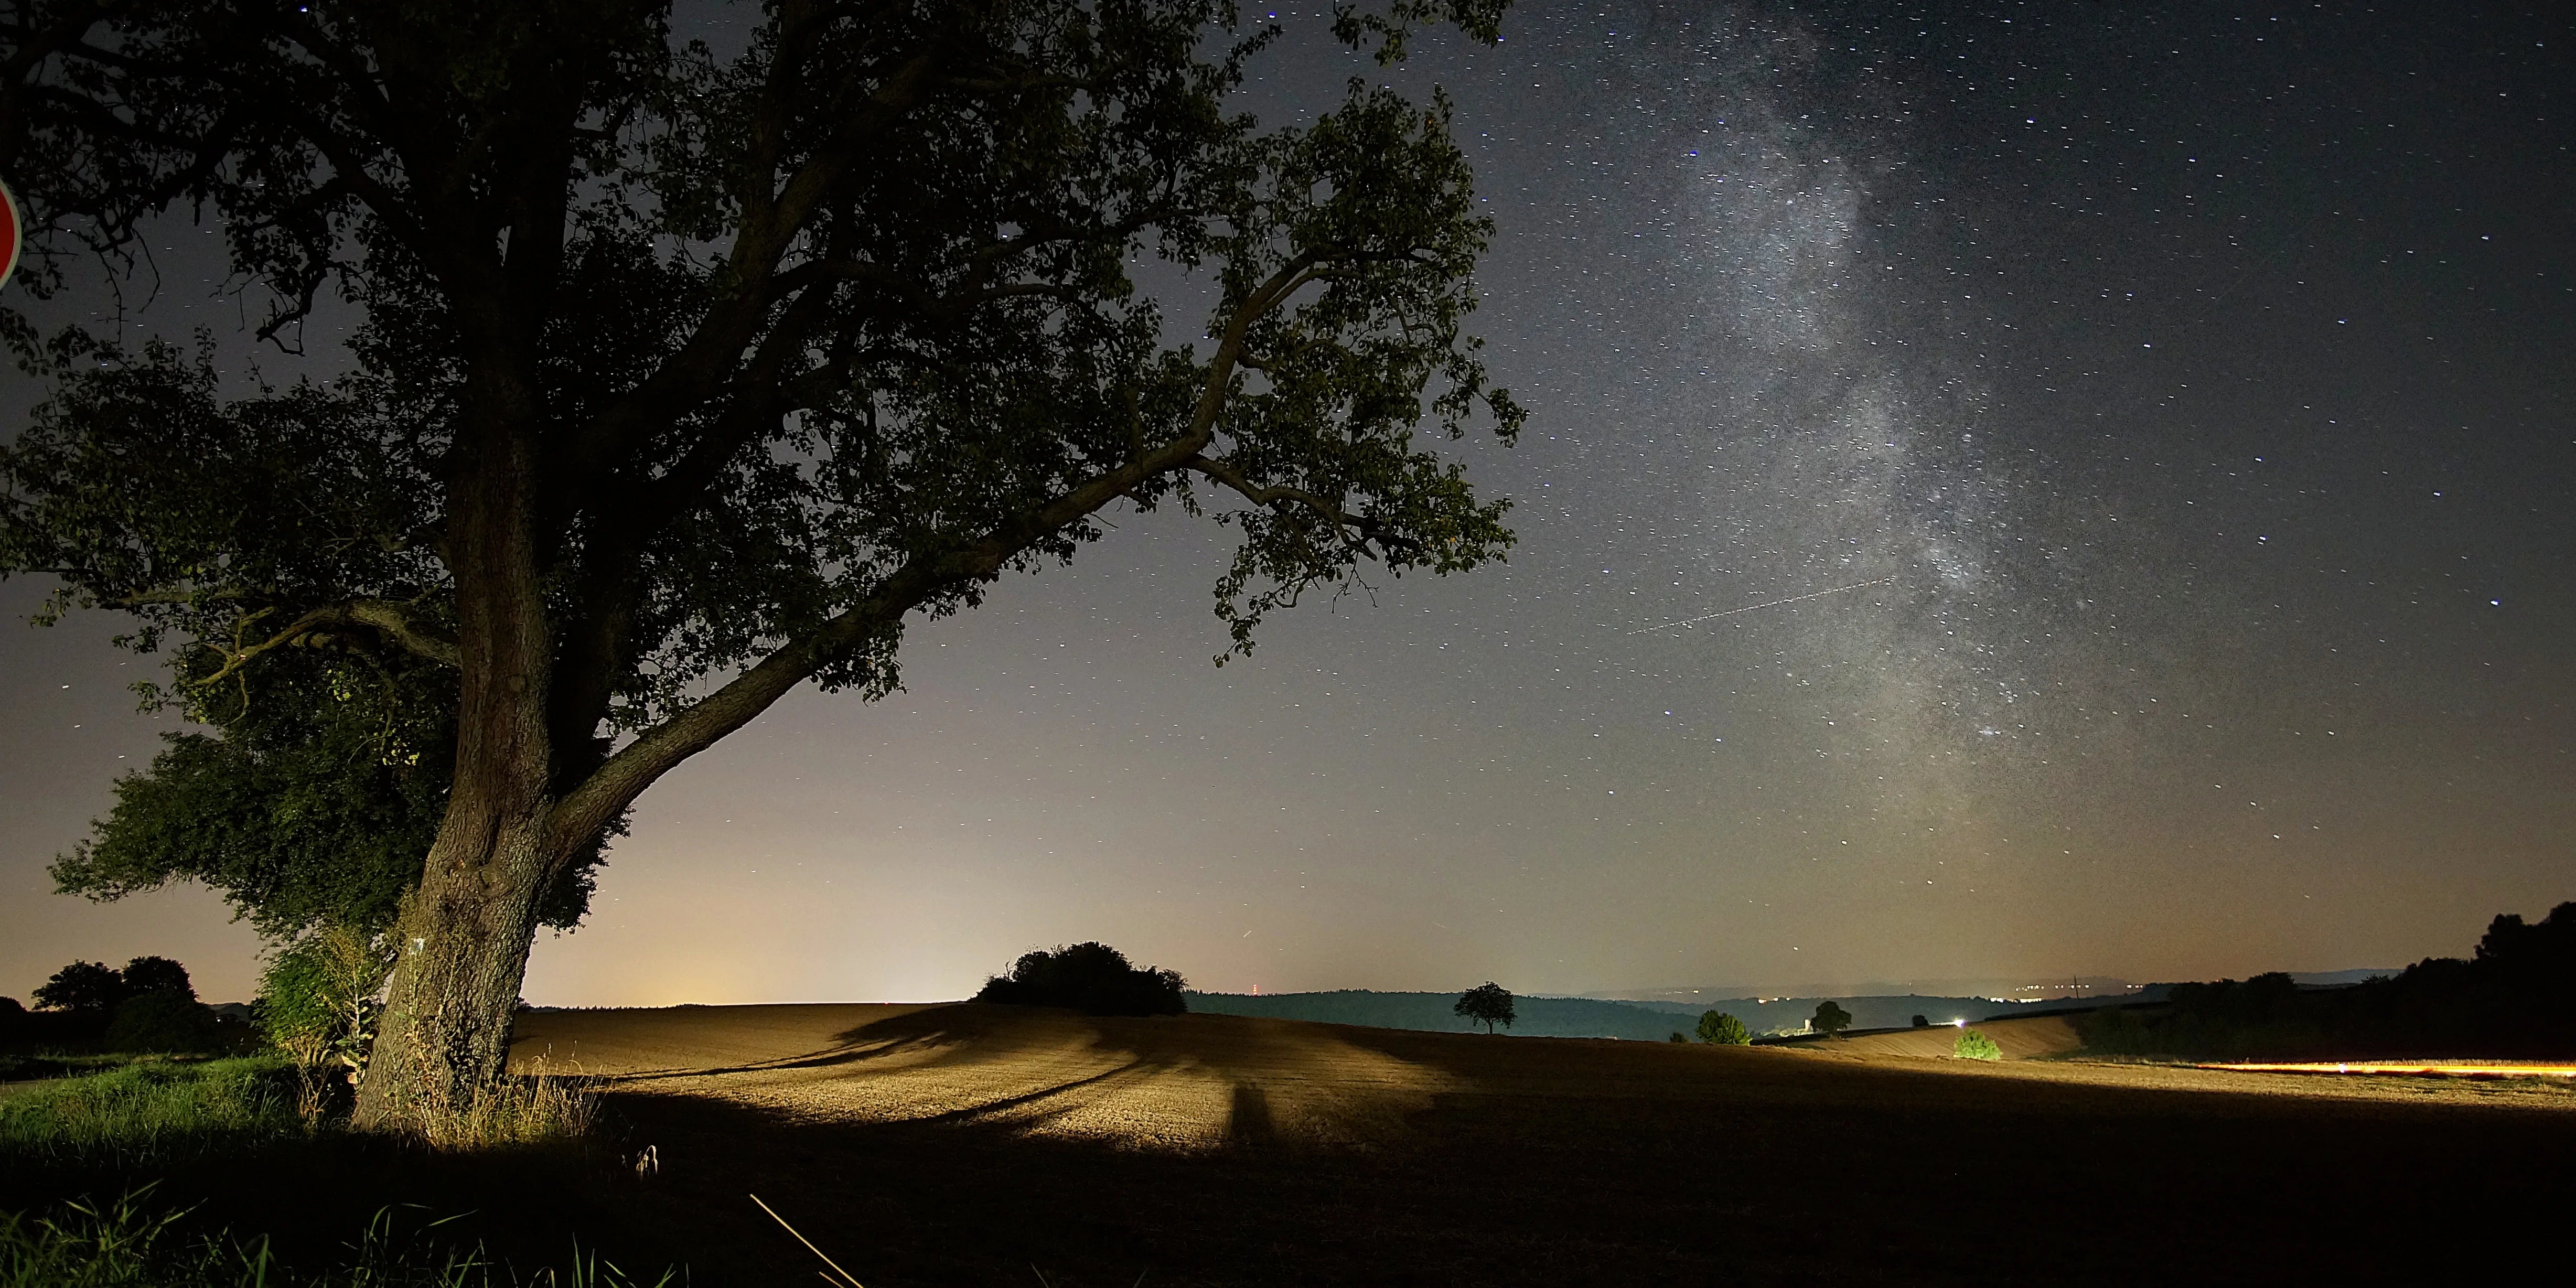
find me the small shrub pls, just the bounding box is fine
[1695,1011,1752,1045]
[1954,1028,2003,1061]
[1668,1031,1687,1043]
[257,927,394,1118]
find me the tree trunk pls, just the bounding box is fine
[352,812,558,1125]
[353,382,560,1129]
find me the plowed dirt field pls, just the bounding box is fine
[506,1003,2576,1285]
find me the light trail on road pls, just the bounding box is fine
[2203,1061,2576,1078]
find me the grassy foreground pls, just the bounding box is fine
[0,1191,674,1287]
[0,1058,302,1166]
[2,1057,682,1285]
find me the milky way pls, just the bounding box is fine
[3,2,2569,1004]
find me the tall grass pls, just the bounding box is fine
[404,1073,597,1152]
[0,1192,675,1287]
[1,1053,597,1162]
[0,1057,303,1166]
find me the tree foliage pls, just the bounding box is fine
[32,961,127,1014]
[1810,1000,1852,1037]
[1952,1028,2002,1061]
[46,640,603,941]
[1695,1010,1751,1045]
[972,942,1186,1016]
[1454,981,1514,1034]
[116,956,195,1002]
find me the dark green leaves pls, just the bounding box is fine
[6,0,1520,881]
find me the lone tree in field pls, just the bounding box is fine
[1455,982,1514,1034]
[1810,1000,1853,1038]
[1,0,1521,1126]
[1695,1010,1750,1045]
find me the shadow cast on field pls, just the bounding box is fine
[595,1004,1461,1153]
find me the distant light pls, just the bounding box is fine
[1952,1018,1966,1027]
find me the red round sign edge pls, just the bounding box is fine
[0,176,22,294]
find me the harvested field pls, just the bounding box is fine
[1806,1013,2085,1060]
[510,1003,2576,1286]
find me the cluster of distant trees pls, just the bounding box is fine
[2077,903,2576,1060]
[2,956,235,1054]
[973,943,1188,1016]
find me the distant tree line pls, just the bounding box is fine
[3,956,235,1054]
[2077,903,2576,1060]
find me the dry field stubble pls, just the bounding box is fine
[511,1004,2576,1285]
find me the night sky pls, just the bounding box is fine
[4,2,2570,1007]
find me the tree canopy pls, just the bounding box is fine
[30,956,194,1013]
[1695,1010,1750,1045]
[1,0,1523,1122]
[1454,981,1513,1034]
[46,640,603,941]
[1810,1000,1852,1037]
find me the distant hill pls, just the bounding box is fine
[1185,990,2039,1039]
[1185,991,1686,1039]
[1585,977,2141,1006]
[1604,994,2043,1035]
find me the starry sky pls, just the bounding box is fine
[4,2,2570,1006]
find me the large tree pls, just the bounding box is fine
[0,0,1520,1125]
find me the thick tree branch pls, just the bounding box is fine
[559,49,947,499]
[543,248,1326,852]
[180,598,460,689]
